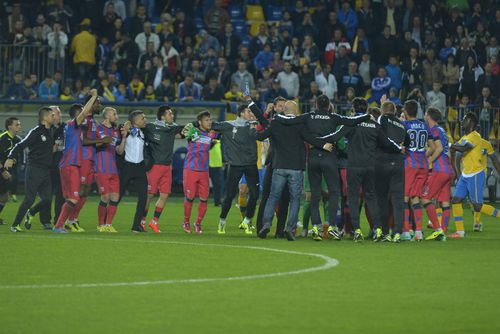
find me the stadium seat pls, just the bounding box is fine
[266,6,283,22]
[241,36,250,47]
[194,17,205,31]
[232,20,248,38]
[246,5,265,22]
[249,21,266,37]
[229,5,244,20]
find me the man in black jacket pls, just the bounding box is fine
[256,101,332,241]
[321,98,402,242]
[275,94,370,241]
[4,107,56,232]
[141,105,185,233]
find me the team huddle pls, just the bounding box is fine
[0,90,499,242]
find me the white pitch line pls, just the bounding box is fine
[0,235,339,289]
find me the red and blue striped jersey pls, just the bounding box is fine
[184,130,217,172]
[81,116,97,161]
[430,125,452,174]
[58,120,83,168]
[94,124,121,174]
[404,120,433,169]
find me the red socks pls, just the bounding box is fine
[404,205,411,232]
[412,204,423,231]
[55,202,76,228]
[69,196,87,221]
[196,201,208,226]
[424,203,440,230]
[184,199,193,223]
[98,201,107,226]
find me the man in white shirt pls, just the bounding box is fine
[119,110,149,232]
[135,21,160,54]
[277,61,300,98]
[426,82,447,118]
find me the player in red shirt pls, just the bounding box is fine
[94,107,127,232]
[182,111,217,234]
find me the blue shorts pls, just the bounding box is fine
[453,171,484,204]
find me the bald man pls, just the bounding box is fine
[256,100,333,240]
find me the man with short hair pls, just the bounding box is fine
[0,117,21,225]
[178,73,202,101]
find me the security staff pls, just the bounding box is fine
[275,94,370,241]
[4,107,56,232]
[0,117,22,225]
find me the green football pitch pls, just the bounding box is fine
[0,196,499,334]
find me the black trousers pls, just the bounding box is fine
[256,164,289,235]
[31,168,64,225]
[308,150,340,227]
[346,166,381,230]
[375,160,405,234]
[12,165,52,227]
[220,164,259,220]
[209,167,223,205]
[119,161,148,230]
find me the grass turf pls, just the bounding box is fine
[0,196,499,334]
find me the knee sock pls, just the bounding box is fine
[424,202,440,230]
[152,205,164,224]
[404,203,411,232]
[107,201,118,225]
[412,203,423,231]
[196,200,208,226]
[436,207,443,226]
[474,210,481,225]
[184,198,194,223]
[452,203,464,232]
[441,206,451,232]
[142,205,149,222]
[69,196,87,221]
[238,194,247,218]
[481,204,499,218]
[302,200,311,231]
[98,201,108,226]
[55,201,76,228]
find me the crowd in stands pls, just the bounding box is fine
[1,0,499,115]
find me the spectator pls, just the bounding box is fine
[439,37,457,63]
[197,29,220,55]
[424,3,443,39]
[137,41,158,69]
[277,61,300,99]
[325,29,351,66]
[332,46,351,82]
[249,23,268,58]
[398,30,420,59]
[59,84,73,100]
[301,81,322,113]
[318,11,344,51]
[299,64,314,96]
[35,14,52,40]
[204,0,230,36]
[135,21,160,54]
[292,0,308,26]
[20,77,37,100]
[190,59,206,85]
[114,83,127,102]
[99,77,118,102]
[160,39,180,78]
[263,79,288,103]
[224,83,244,102]
[385,55,402,93]
[357,0,379,41]
[422,30,438,54]
[491,55,500,76]
[96,35,112,71]
[173,9,194,42]
[337,1,358,41]
[426,82,447,117]
[443,54,460,105]
[477,63,499,98]
[358,52,377,93]
[314,64,337,101]
[369,67,391,104]
[301,35,320,67]
[127,75,145,101]
[144,84,156,101]
[99,2,120,35]
[210,57,231,92]
[476,86,496,139]
[109,17,124,43]
[218,23,241,60]
[257,68,272,98]
[128,4,149,38]
[351,28,369,61]
[201,48,218,80]
[178,73,202,101]
[112,32,139,83]
[151,56,169,90]
[374,25,397,66]
[254,43,273,73]
[8,2,25,34]
[268,51,284,75]
[73,79,85,99]
[235,45,255,74]
[340,62,363,97]
[155,77,176,102]
[490,9,500,42]
[486,37,499,61]
[388,87,401,105]
[46,0,73,33]
[5,72,23,99]
[103,0,126,21]
[445,7,463,38]
[180,45,195,79]
[204,77,225,101]
[296,12,318,40]
[406,87,426,119]
[70,19,97,84]
[47,22,67,75]
[138,59,155,87]
[401,47,423,94]
[459,55,484,102]
[157,14,180,50]
[282,37,301,69]
[456,38,478,68]
[279,11,294,36]
[268,24,283,53]
[231,61,255,92]
[38,74,59,100]
[382,0,402,36]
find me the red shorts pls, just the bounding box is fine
[60,166,81,201]
[80,159,95,186]
[147,164,172,195]
[96,173,120,195]
[422,171,452,202]
[405,167,428,197]
[183,169,209,199]
[340,168,348,197]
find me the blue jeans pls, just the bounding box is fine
[262,169,303,232]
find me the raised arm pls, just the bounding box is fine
[77,89,98,126]
[248,100,269,127]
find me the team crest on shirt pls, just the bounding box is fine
[41,135,46,142]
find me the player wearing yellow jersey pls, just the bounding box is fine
[449,113,485,238]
